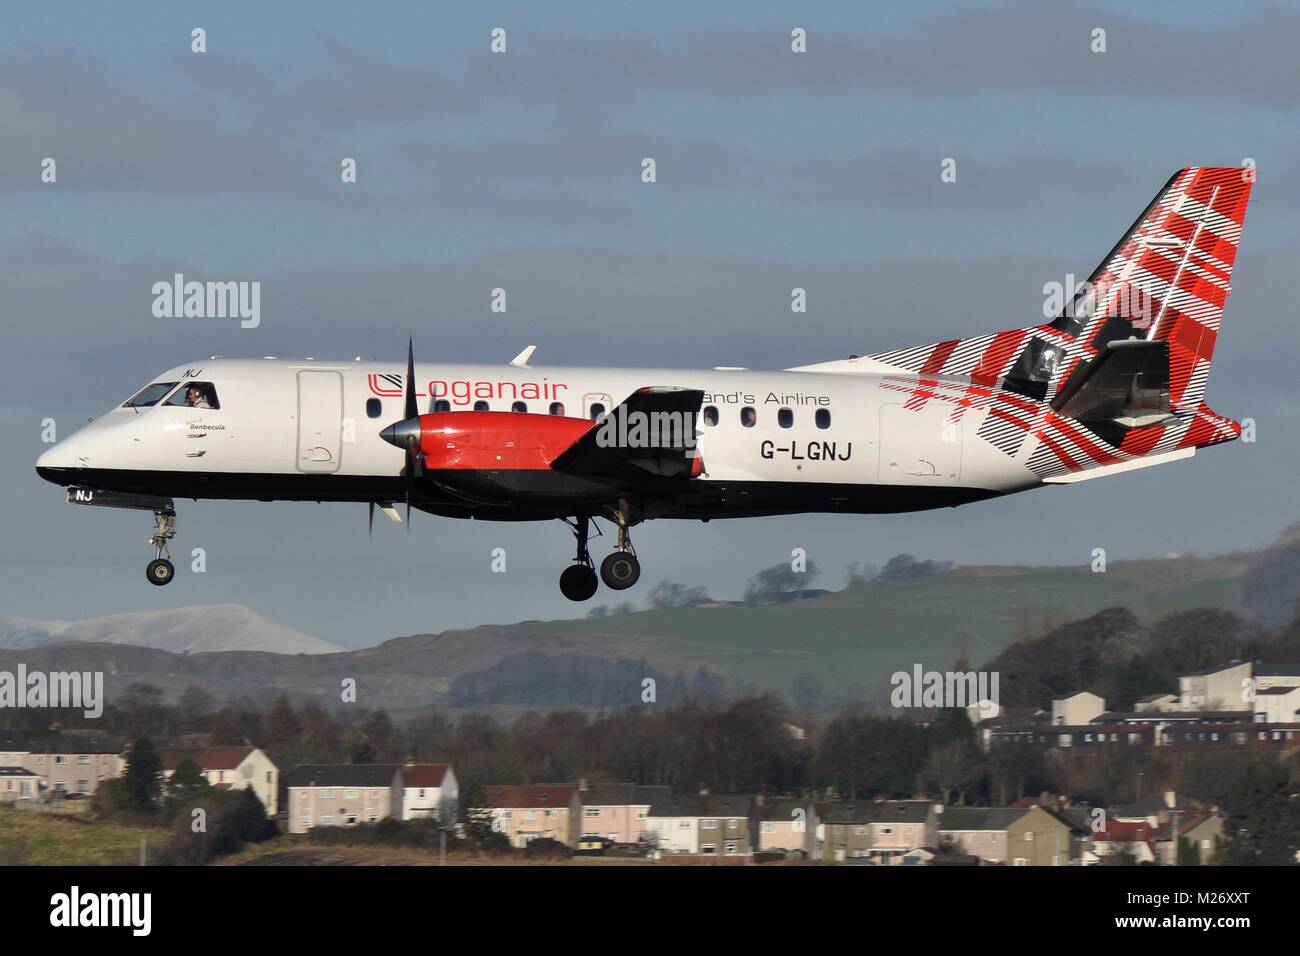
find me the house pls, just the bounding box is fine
[1179,661,1251,712]
[398,762,458,825]
[159,746,279,816]
[1134,693,1178,713]
[0,732,123,798]
[1155,811,1225,865]
[1110,791,1175,827]
[1051,692,1105,726]
[1252,662,1300,692]
[578,782,669,845]
[645,793,756,856]
[937,807,1027,864]
[1253,685,1300,724]
[820,799,938,864]
[756,797,820,856]
[1005,805,1088,866]
[0,767,39,803]
[1091,819,1158,863]
[285,764,404,834]
[476,784,582,848]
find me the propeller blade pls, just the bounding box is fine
[404,336,418,420]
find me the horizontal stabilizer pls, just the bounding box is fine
[1052,339,1171,426]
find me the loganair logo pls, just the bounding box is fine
[367,373,569,405]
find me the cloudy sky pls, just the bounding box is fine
[3,1,1298,647]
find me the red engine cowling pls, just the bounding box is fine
[414,411,594,471]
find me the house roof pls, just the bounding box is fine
[820,800,932,825]
[1092,819,1156,849]
[1255,686,1300,696]
[757,798,816,821]
[0,732,123,755]
[401,763,450,788]
[286,764,402,788]
[937,807,1026,832]
[646,793,754,818]
[1154,811,1223,841]
[1185,660,1247,677]
[1136,693,1176,702]
[159,746,254,772]
[1253,663,1300,677]
[581,783,670,807]
[482,784,577,809]
[1111,794,1170,818]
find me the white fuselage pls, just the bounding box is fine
[36,357,1043,519]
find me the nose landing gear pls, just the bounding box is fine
[145,509,177,586]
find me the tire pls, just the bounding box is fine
[146,558,175,586]
[559,563,599,601]
[600,551,640,591]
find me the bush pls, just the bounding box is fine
[522,837,572,860]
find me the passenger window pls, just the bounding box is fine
[123,382,179,408]
[778,408,793,428]
[549,402,565,416]
[590,403,606,421]
[740,406,756,428]
[474,400,489,411]
[366,398,382,419]
[816,408,831,429]
[511,401,528,413]
[434,399,451,412]
[703,405,718,426]
[166,382,220,410]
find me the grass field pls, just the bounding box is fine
[525,557,1250,701]
[0,806,166,866]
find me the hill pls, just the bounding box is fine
[0,604,343,655]
[0,549,1262,713]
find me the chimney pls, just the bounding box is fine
[1163,789,1176,808]
[578,777,588,793]
[755,793,765,807]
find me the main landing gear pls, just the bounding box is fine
[559,515,599,602]
[557,500,642,601]
[145,509,177,586]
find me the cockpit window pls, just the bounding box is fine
[165,382,220,410]
[122,382,179,408]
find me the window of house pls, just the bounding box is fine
[700,844,717,855]
[584,808,601,817]
[321,814,334,824]
[703,405,718,426]
[321,789,334,799]
[525,810,536,820]
[740,406,756,427]
[777,408,793,428]
[815,408,831,429]
[77,755,90,764]
[366,397,383,419]
[55,756,66,765]
[165,382,221,410]
[854,826,867,835]
[880,826,892,835]
[1025,832,1034,841]
[701,819,718,829]
[346,790,358,799]
[299,815,311,826]
[724,842,738,855]
[636,809,647,819]
[761,822,776,833]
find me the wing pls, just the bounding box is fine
[551,386,704,479]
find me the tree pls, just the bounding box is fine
[122,738,163,812]
[743,561,821,605]
[876,554,953,582]
[1222,763,1300,865]
[166,757,208,810]
[647,580,711,609]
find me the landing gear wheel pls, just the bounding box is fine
[560,564,599,602]
[146,558,175,587]
[600,551,640,590]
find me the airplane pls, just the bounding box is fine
[36,167,1251,601]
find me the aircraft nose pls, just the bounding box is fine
[35,439,80,485]
[380,417,422,450]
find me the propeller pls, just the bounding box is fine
[379,337,425,530]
